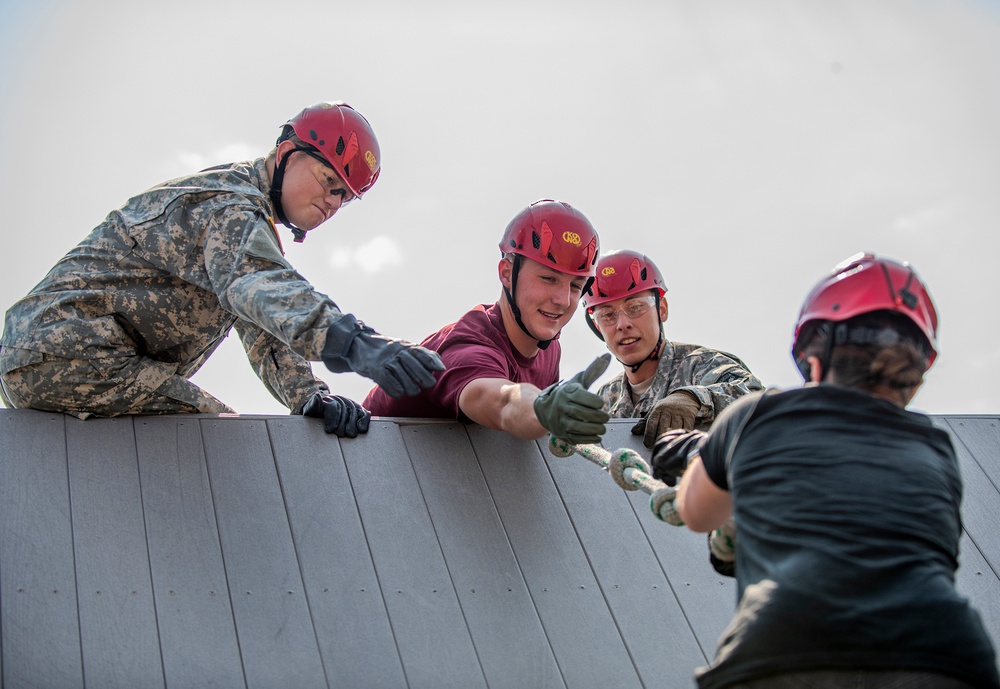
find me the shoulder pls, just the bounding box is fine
[118,160,269,228]
[672,341,751,368]
[424,305,503,354]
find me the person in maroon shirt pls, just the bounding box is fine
[364,199,610,445]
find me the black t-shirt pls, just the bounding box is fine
[695,384,999,689]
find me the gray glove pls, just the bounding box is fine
[302,392,371,438]
[533,354,611,445]
[322,314,445,398]
[631,390,701,448]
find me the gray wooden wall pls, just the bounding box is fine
[1,410,998,689]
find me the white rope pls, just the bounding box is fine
[547,436,683,526]
[710,518,737,564]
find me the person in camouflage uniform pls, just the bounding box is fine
[583,250,763,448]
[0,101,444,437]
[583,249,759,578]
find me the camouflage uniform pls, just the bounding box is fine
[598,340,764,431]
[0,158,343,419]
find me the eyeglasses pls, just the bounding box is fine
[589,295,657,328]
[300,148,356,206]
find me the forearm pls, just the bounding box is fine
[236,319,328,413]
[459,379,547,440]
[496,382,548,440]
[675,456,733,532]
[676,373,763,424]
[225,270,345,361]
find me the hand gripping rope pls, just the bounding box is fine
[547,436,683,526]
[547,435,738,571]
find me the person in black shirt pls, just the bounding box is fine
[652,252,999,689]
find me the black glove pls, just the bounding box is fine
[302,392,371,438]
[709,543,736,578]
[533,354,611,445]
[321,314,446,398]
[631,390,701,447]
[649,428,706,486]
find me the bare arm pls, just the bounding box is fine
[458,377,548,440]
[675,455,733,532]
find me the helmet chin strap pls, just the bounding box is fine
[269,146,315,243]
[503,255,556,350]
[626,326,663,373]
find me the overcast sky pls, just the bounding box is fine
[2,0,998,416]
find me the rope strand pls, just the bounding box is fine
[547,436,683,525]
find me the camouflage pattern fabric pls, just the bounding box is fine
[598,339,764,430]
[0,351,235,419]
[0,158,340,417]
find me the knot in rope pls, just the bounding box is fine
[650,486,683,526]
[709,518,737,563]
[607,448,651,492]
[548,435,684,525]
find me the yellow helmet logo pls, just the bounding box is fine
[601,266,616,277]
[562,231,582,246]
[364,150,378,172]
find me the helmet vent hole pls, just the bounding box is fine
[336,137,346,155]
[343,164,350,177]
[547,252,557,265]
[531,232,541,250]
[640,268,647,280]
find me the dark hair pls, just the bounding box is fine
[802,311,930,402]
[270,126,314,158]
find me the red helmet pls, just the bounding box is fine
[582,249,667,311]
[499,200,600,277]
[285,102,381,198]
[792,252,939,366]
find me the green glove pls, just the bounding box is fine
[534,354,611,445]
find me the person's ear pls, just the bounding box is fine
[808,355,823,383]
[498,257,513,290]
[659,297,669,323]
[275,139,299,164]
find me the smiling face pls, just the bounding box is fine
[592,290,668,369]
[500,256,588,354]
[273,140,355,233]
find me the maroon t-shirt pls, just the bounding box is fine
[362,303,560,421]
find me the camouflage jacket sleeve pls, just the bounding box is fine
[663,343,764,426]
[203,203,345,362]
[234,318,329,414]
[599,341,764,428]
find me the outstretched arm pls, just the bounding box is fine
[458,355,612,443]
[459,378,548,440]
